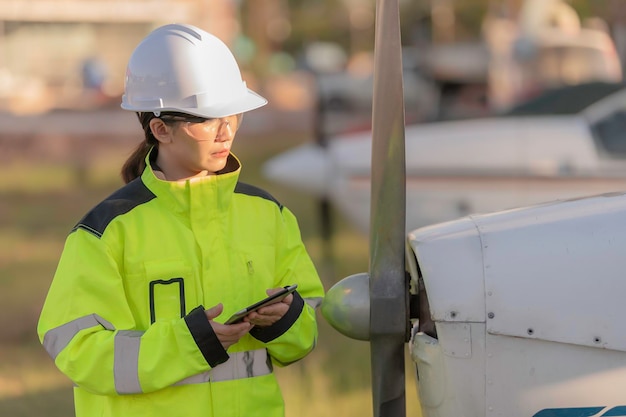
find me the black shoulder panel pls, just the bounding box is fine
[234,182,283,211]
[72,178,156,238]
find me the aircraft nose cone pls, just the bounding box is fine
[262,143,331,197]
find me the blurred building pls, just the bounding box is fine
[0,0,238,114]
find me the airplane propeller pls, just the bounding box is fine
[368,0,409,415]
[321,0,410,416]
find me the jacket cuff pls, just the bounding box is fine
[184,306,229,367]
[250,291,305,343]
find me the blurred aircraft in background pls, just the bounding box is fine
[263,82,626,234]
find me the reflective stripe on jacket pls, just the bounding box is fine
[37,152,325,417]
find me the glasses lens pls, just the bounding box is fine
[161,114,242,136]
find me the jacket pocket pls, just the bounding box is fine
[142,259,193,325]
[149,277,185,324]
[123,259,197,328]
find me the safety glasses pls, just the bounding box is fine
[159,113,243,134]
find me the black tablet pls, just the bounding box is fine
[224,284,298,324]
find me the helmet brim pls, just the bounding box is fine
[121,88,268,118]
[182,89,268,118]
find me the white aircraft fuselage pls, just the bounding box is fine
[264,100,626,234]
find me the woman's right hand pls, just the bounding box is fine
[204,303,253,350]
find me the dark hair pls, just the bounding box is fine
[121,112,159,184]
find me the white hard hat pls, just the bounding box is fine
[121,23,267,118]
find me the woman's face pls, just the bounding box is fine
[152,114,242,180]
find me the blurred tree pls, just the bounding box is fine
[284,0,353,54]
[454,0,490,39]
[569,0,610,20]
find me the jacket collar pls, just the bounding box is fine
[141,147,242,216]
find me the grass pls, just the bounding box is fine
[0,124,422,417]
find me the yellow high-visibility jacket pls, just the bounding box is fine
[37,152,325,417]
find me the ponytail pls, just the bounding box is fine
[121,112,158,184]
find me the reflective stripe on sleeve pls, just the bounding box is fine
[42,314,115,360]
[175,349,272,386]
[114,330,143,394]
[305,297,323,309]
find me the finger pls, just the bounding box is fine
[265,287,293,305]
[282,293,293,305]
[265,287,284,296]
[214,320,252,333]
[257,303,289,316]
[246,315,274,327]
[247,306,286,327]
[204,303,224,321]
[212,321,253,345]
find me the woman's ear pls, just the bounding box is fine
[149,118,173,144]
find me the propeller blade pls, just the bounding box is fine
[369,0,408,416]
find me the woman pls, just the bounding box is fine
[38,23,325,417]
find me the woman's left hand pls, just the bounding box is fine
[244,288,292,327]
